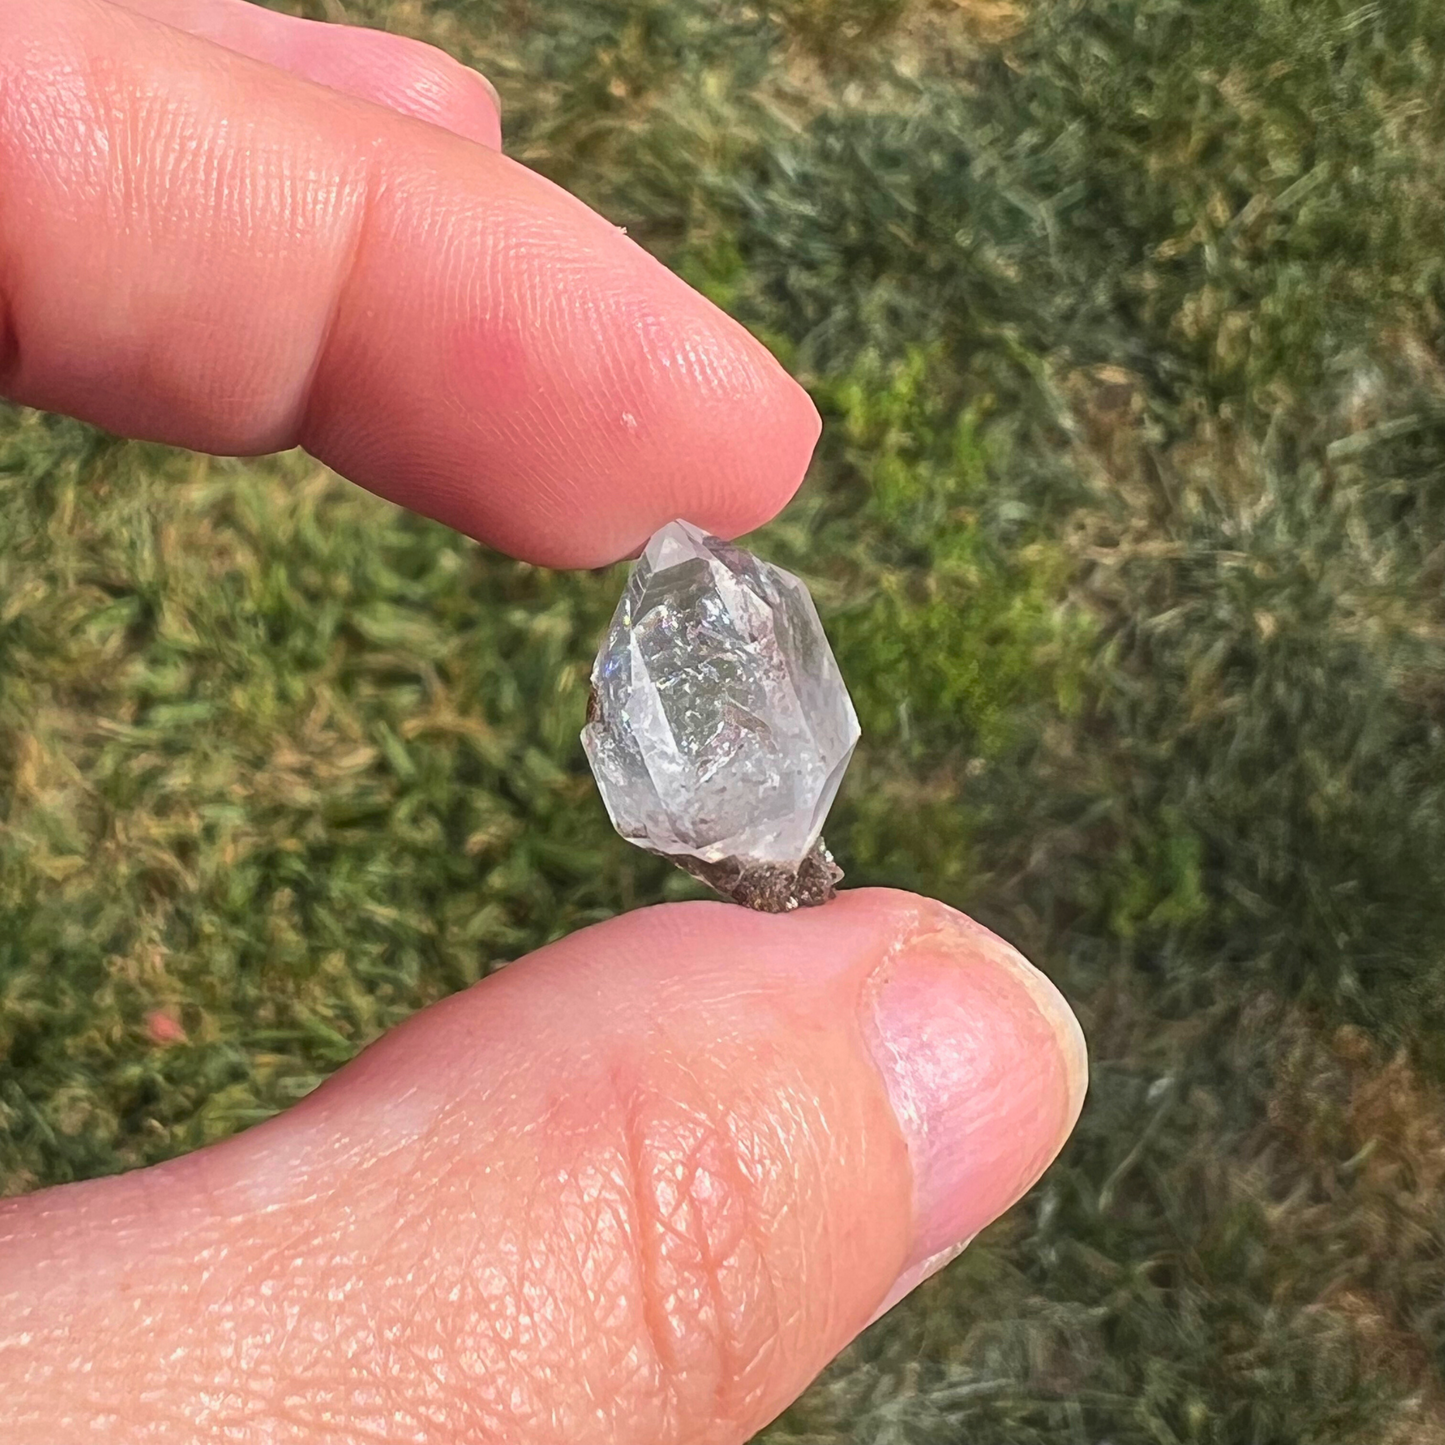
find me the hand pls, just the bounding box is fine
[0,3,1088,1441]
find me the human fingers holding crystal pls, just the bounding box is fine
[0,3,1089,1441]
[0,0,819,565]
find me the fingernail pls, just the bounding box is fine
[475,69,502,120]
[863,908,1087,1314]
[864,1238,974,1327]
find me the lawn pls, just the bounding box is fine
[3,0,1445,1440]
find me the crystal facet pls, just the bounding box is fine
[582,519,861,911]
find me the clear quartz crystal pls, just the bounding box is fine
[582,519,860,911]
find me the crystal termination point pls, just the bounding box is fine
[581,520,861,912]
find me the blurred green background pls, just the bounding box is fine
[4,0,1445,1439]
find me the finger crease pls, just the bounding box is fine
[618,1089,684,1405]
[292,145,381,444]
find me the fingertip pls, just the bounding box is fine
[681,309,823,547]
[330,181,823,568]
[726,361,823,539]
[603,320,823,564]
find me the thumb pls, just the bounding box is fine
[0,890,1086,1445]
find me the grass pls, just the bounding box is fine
[3,0,1445,1439]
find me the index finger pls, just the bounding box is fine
[0,0,820,566]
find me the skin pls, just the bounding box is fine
[0,2,1089,1441]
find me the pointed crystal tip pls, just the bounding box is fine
[581,519,860,908]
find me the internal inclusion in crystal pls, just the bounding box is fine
[581,519,860,911]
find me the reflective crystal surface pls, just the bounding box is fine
[582,520,860,909]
